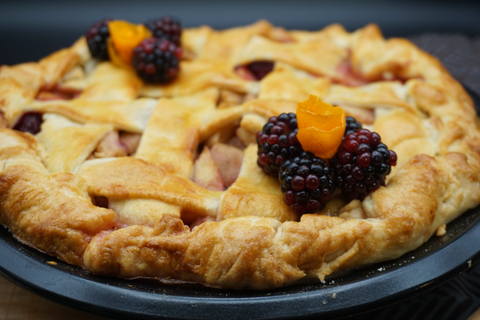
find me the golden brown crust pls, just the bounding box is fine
[0,21,480,290]
[0,129,116,265]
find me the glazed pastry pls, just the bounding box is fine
[1,20,479,290]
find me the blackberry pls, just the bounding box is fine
[86,18,112,60]
[256,113,303,177]
[279,152,335,214]
[345,116,362,136]
[145,16,182,46]
[132,38,182,83]
[331,128,397,201]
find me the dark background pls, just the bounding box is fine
[1,0,480,66]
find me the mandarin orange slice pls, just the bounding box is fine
[296,95,346,159]
[107,20,152,65]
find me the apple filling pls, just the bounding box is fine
[88,131,142,159]
[192,143,244,191]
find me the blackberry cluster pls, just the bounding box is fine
[256,112,336,214]
[86,18,112,60]
[132,38,182,83]
[331,128,397,201]
[257,114,397,214]
[256,113,302,177]
[279,152,335,214]
[145,16,182,46]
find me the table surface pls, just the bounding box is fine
[0,276,107,320]
[1,273,480,320]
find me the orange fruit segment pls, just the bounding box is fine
[296,95,346,159]
[106,39,131,69]
[107,20,152,65]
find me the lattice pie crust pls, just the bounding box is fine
[1,21,480,289]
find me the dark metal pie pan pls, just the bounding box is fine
[0,88,479,320]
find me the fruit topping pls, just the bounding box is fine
[13,112,43,135]
[279,151,335,214]
[86,18,112,60]
[132,37,182,83]
[145,16,183,46]
[256,105,396,213]
[256,113,302,177]
[331,128,397,201]
[107,20,152,65]
[296,95,346,159]
[345,116,362,136]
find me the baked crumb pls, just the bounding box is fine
[436,224,447,237]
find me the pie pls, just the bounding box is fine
[1,20,480,290]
